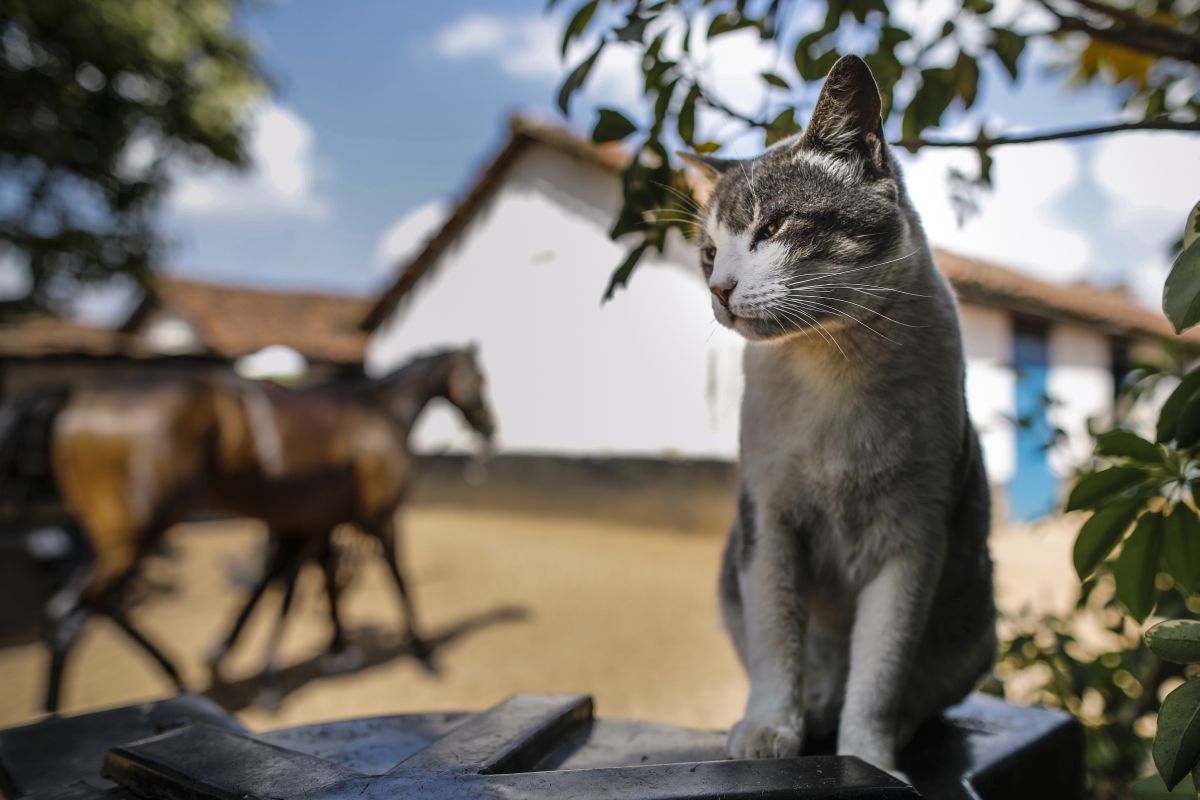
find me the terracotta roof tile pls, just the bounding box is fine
[146,278,371,365]
[0,316,149,359]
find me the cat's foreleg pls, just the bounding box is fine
[837,545,942,772]
[726,520,808,760]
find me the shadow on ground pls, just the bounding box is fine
[203,604,530,712]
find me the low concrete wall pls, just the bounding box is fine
[410,454,738,534]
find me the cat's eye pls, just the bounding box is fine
[702,244,717,261]
[755,219,782,244]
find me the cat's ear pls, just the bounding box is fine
[801,55,887,171]
[677,152,739,201]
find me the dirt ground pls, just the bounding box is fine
[0,508,1081,733]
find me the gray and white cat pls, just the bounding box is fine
[683,56,996,773]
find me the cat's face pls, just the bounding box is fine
[687,57,909,343]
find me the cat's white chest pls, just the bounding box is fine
[739,345,862,492]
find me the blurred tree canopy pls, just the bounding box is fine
[551,0,1200,297]
[0,0,266,317]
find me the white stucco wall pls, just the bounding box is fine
[366,140,1120,490]
[366,145,745,459]
[139,308,205,355]
[1047,324,1114,476]
[960,305,1016,485]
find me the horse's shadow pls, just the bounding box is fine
[202,604,530,712]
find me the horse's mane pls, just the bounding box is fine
[370,346,469,390]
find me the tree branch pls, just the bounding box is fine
[892,118,1200,151]
[1038,0,1200,64]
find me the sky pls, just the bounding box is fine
[68,0,1198,322]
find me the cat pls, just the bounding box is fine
[681,56,996,773]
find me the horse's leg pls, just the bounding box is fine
[255,545,304,709]
[44,603,88,713]
[371,515,428,657]
[104,604,185,690]
[207,533,291,675]
[42,555,93,713]
[258,542,302,681]
[318,535,364,673]
[321,538,347,653]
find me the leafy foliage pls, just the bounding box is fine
[0,0,266,316]
[1054,204,1200,792]
[553,0,1200,296]
[997,576,1199,798]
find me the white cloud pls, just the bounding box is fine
[1091,132,1200,307]
[373,199,448,274]
[434,14,562,81]
[0,247,31,300]
[1094,132,1200,223]
[900,140,1093,284]
[431,12,641,109]
[70,276,140,326]
[172,102,329,219]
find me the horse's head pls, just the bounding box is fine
[444,345,496,445]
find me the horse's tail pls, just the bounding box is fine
[0,385,72,500]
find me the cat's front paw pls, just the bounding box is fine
[726,714,805,759]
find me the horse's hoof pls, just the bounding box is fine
[255,683,284,711]
[407,636,439,674]
[320,645,364,674]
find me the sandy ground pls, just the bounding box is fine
[0,508,1081,733]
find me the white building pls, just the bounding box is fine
[364,118,1194,521]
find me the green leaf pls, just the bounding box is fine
[1130,771,1198,798]
[1164,240,1200,335]
[1073,499,1142,580]
[677,85,700,145]
[1095,429,1163,463]
[560,0,598,56]
[901,68,957,142]
[1154,678,1200,790]
[593,108,637,143]
[1178,389,1200,448]
[954,52,980,109]
[1066,466,1149,512]
[708,11,753,38]
[1114,512,1164,622]
[795,43,840,82]
[1164,507,1200,595]
[764,108,799,146]
[1157,369,1200,443]
[1147,619,1200,664]
[557,44,602,114]
[761,71,790,89]
[990,28,1025,80]
[1185,201,1200,251]
[614,13,650,43]
[603,242,649,302]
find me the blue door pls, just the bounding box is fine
[1008,322,1058,521]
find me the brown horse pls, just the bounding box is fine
[41,346,494,712]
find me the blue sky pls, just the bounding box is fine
[140,0,1194,314]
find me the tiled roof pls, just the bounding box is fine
[0,315,150,359]
[134,278,371,365]
[363,115,1198,347]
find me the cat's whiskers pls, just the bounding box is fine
[780,296,900,345]
[770,303,848,359]
[788,292,920,329]
[781,282,930,299]
[652,181,703,213]
[783,250,920,289]
[644,208,706,225]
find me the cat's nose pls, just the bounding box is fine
[710,278,737,308]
